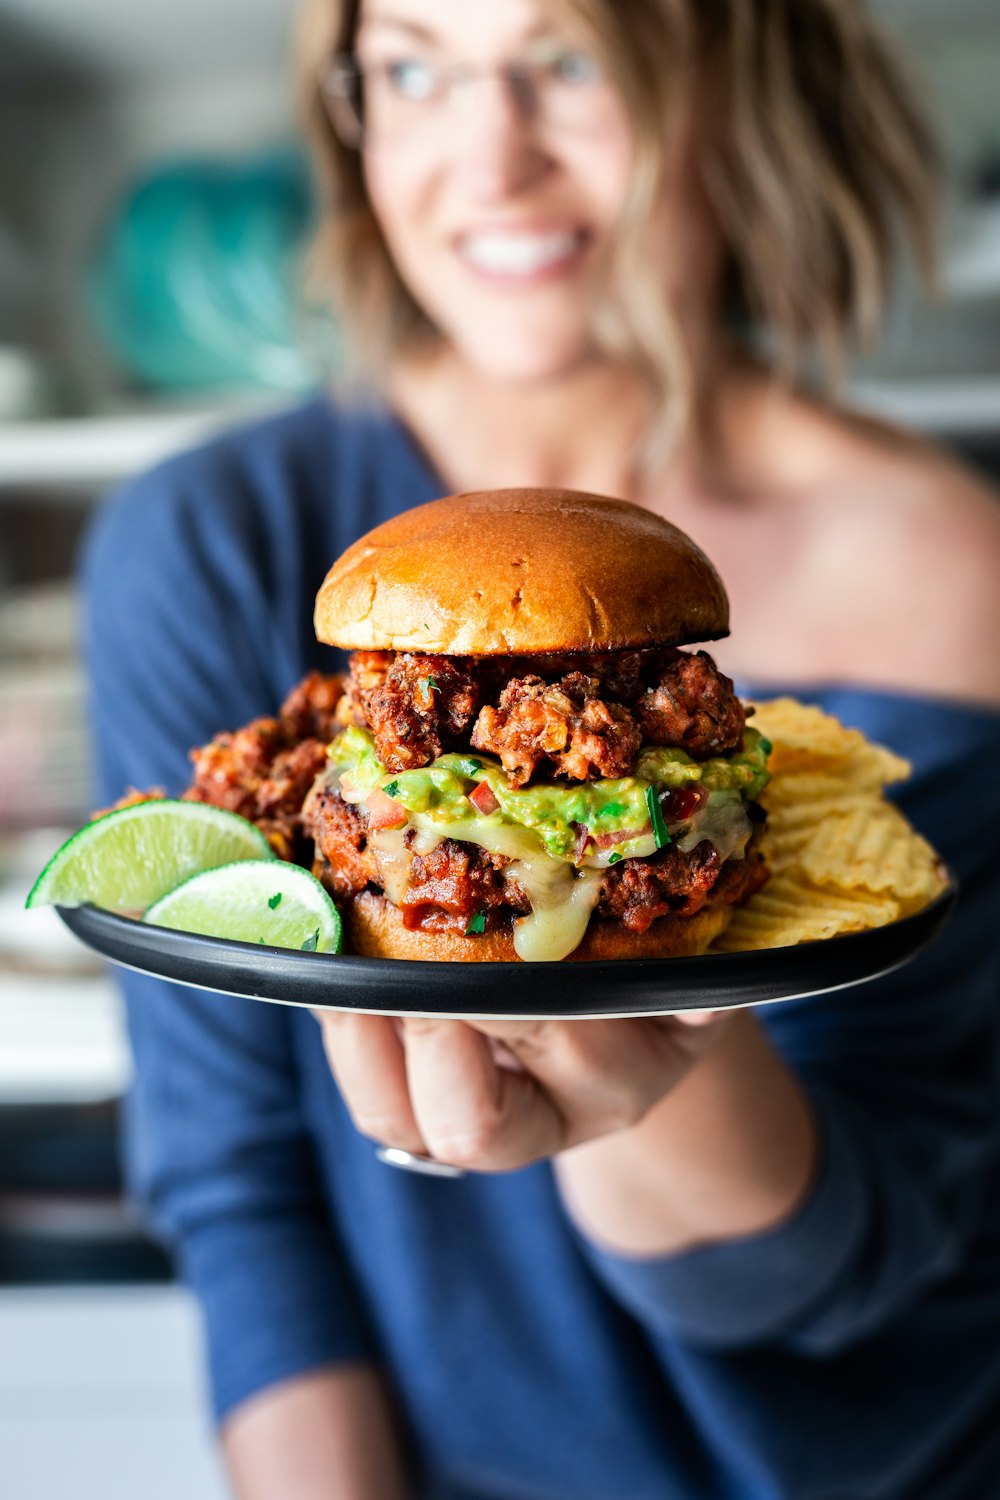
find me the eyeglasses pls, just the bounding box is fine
[322,38,610,149]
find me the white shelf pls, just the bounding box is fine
[943,202,1000,300]
[0,973,130,1105]
[0,398,289,493]
[847,376,1000,433]
[0,1287,227,1500]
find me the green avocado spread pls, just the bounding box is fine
[329,726,770,864]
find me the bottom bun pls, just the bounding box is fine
[345,889,732,963]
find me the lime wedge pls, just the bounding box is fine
[143,861,343,954]
[26,800,274,914]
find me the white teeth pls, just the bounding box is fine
[460,230,579,276]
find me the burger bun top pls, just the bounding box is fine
[314,487,729,655]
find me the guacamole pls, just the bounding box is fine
[330,726,770,865]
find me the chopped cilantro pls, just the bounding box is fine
[465,912,487,935]
[608,852,623,865]
[759,736,773,755]
[383,780,400,798]
[258,936,266,944]
[454,757,482,778]
[597,802,626,819]
[268,892,282,910]
[301,929,320,952]
[421,675,440,694]
[645,786,671,849]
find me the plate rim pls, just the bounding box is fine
[55,878,959,1019]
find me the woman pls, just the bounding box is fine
[83,1,1000,1497]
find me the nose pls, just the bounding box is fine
[450,76,552,200]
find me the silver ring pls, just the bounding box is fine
[376,1146,466,1178]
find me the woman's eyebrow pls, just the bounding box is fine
[361,14,441,43]
[362,13,552,45]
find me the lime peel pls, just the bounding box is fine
[26,800,274,914]
[143,860,343,955]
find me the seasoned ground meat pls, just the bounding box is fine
[343,651,392,727]
[278,671,348,740]
[711,841,769,905]
[345,646,744,779]
[254,739,332,821]
[185,717,284,819]
[390,833,764,936]
[636,651,745,758]
[303,785,529,931]
[471,673,642,786]
[469,650,657,704]
[303,781,380,899]
[399,843,529,932]
[176,657,758,938]
[183,673,344,858]
[305,780,766,939]
[597,842,721,931]
[554,650,653,703]
[364,653,480,771]
[597,837,767,933]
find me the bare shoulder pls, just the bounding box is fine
[778,395,1000,704]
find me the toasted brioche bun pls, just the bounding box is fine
[315,488,729,655]
[344,889,731,963]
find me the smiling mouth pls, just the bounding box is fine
[456,228,589,282]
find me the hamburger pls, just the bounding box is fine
[303,488,771,962]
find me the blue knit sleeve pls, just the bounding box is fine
[80,451,373,1420]
[578,691,1000,1356]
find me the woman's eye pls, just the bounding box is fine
[547,49,601,86]
[384,58,440,102]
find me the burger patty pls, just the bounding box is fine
[599,838,768,932]
[305,786,767,936]
[346,647,745,779]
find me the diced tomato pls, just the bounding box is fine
[468,780,500,815]
[660,785,707,825]
[364,787,407,830]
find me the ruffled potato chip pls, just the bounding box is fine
[795,803,942,906]
[712,698,946,953]
[750,698,911,784]
[714,873,900,950]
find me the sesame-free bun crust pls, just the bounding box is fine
[315,488,729,655]
[345,889,731,963]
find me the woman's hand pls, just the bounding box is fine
[312,1008,733,1173]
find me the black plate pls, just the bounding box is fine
[57,881,957,1020]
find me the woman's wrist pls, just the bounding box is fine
[222,1365,409,1500]
[553,1011,819,1259]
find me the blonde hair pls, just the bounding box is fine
[296,0,936,443]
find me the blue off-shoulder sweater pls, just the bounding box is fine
[81,399,1000,1500]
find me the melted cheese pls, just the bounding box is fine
[368,828,414,907]
[507,859,604,963]
[677,794,751,862]
[407,812,603,961]
[410,813,540,865]
[341,762,749,962]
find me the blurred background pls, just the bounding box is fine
[1,1,998,1495]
